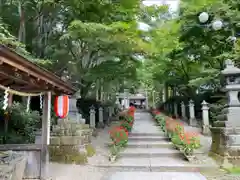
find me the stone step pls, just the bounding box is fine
[128,136,167,141]
[105,141,173,148]
[104,172,207,180]
[98,157,218,173]
[119,147,182,158]
[127,141,173,148]
[130,133,163,136]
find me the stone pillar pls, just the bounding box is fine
[98,107,104,128]
[152,90,156,108]
[108,107,113,117]
[116,94,121,109]
[121,99,124,108]
[189,100,197,126]
[162,88,166,102]
[124,89,129,109]
[181,101,186,121]
[210,59,240,167]
[174,102,178,118]
[145,91,149,110]
[115,93,119,105]
[202,100,210,135]
[89,106,96,128]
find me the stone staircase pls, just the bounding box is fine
[101,112,218,180]
[105,133,216,173]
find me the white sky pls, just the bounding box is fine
[139,0,179,30]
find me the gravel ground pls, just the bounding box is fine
[201,170,240,180]
[48,125,113,180]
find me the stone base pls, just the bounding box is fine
[202,125,211,135]
[92,128,99,137]
[189,118,198,127]
[210,127,240,166]
[97,121,105,128]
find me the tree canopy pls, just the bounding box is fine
[0,0,154,98]
[140,0,240,100]
[1,0,240,101]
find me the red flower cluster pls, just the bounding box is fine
[166,118,184,133]
[109,107,135,147]
[151,110,201,155]
[166,118,200,152]
[109,126,128,146]
[152,109,161,115]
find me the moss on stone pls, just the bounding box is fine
[49,145,88,164]
[85,144,96,157]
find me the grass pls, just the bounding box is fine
[225,167,240,174]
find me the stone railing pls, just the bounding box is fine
[89,105,116,128]
[162,98,210,135]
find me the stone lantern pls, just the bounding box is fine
[210,59,240,167]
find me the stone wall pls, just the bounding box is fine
[49,118,93,164]
[0,151,27,180]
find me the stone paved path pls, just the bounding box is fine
[105,111,208,180]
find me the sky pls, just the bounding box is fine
[139,0,180,30]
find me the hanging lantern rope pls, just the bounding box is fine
[0,84,45,97]
[26,96,31,112]
[2,87,9,110]
[40,94,43,109]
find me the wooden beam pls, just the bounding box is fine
[0,56,75,94]
[0,64,40,86]
[0,64,58,91]
[0,79,14,86]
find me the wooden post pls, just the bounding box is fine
[41,91,51,179]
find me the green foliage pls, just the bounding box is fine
[0,102,40,144]
[0,0,145,99]
[0,19,28,54]
[139,0,240,104]
[155,114,166,132]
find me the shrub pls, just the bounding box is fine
[0,102,40,144]
[120,121,133,132]
[119,115,134,132]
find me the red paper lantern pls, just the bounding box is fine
[54,95,69,118]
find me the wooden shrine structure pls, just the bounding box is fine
[0,44,76,179]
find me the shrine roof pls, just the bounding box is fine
[0,45,77,95]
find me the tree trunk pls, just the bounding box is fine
[18,2,26,43]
